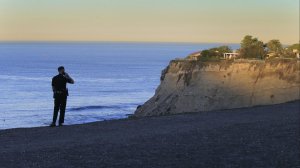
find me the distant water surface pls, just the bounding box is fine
[0,42,239,129]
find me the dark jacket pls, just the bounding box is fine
[52,74,73,98]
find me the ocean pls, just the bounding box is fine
[0,42,238,130]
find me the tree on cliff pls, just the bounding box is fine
[288,43,300,50]
[283,43,300,58]
[201,46,232,59]
[267,39,283,55]
[217,46,232,54]
[240,35,266,59]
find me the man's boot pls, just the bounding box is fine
[49,123,56,127]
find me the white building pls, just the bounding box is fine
[292,49,300,58]
[223,52,239,59]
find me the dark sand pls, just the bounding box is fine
[0,101,299,168]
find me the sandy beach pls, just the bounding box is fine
[0,101,299,168]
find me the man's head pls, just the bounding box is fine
[58,66,65,74]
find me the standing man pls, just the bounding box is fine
[50,66,75,127]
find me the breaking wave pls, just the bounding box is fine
[68,105,121,111]
[68,103,139,112]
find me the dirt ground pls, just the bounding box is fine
[0,101,299,168]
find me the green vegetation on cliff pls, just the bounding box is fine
[240,35,265,59]
[191,36,299,61]
[266,39,283,57]
[199,46,232,61]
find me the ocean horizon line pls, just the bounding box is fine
[0,40,240,45]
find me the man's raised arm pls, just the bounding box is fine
[64,73,75,84]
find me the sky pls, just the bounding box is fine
[0,0,299,44]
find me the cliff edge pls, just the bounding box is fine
[135,58,300,117]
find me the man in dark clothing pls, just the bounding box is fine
[50,66,75,127]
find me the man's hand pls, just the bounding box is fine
[63,72,70,78]
[64,72,75,84]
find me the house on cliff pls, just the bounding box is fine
[223,53,239,59]
[187,50,240,60]
[293,49,300,58]
[187,51,202,60]
[266,52,277,58]
[223,50,239,59]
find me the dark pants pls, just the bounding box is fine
[52,95,67,124]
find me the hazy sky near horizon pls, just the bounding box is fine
[0,0,299,44]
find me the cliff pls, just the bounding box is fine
[134,58,300,117]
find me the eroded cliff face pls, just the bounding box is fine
[134,59,300,117]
